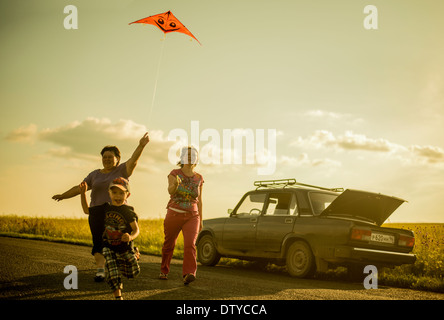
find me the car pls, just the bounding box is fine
[196,178,416,278]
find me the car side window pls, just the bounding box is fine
[264,193,298,216]
[235,193,266,216]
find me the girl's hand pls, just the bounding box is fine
[167,174,182,195]
[175,175,182,187]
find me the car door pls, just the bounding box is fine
[222,192,266,254]
[255,191,298,253]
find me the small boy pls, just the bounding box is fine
[80,177,140,300]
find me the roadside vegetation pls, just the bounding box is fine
[0,215,442,292]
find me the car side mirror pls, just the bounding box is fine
[227,209,233,215]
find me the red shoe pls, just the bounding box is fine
[183,273,195,285]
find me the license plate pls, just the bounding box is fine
[371,233,394,244]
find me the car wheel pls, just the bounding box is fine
[197,235,221,266]
[286,241,316,278]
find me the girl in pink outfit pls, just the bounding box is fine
[160,146,204,285]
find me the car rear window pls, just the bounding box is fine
[309,192,338,215]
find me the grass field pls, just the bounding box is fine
[0,215,442,293]
[379,223,443,292]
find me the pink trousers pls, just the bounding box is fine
[161,209,200,276]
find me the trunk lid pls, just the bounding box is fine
[321,189,406,226]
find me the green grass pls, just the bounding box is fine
[0,216,442,292]
[0,215,184,258]
[378,223,444,292]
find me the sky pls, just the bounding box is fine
[1,0,443,223]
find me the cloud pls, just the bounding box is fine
[292,130,405,153]
[7,118,280,174]
[5,124,38,143]
[409,145,444,164]
[291,130,444,166]
[8,119,444,174]
[6,118,174,170]
[335,131,403,152]
[38,118,149,154]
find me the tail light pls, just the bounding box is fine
[351,228,371,241]
[398,235,415,247]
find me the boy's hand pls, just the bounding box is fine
[79,181,88,194]
[121,233,132,243]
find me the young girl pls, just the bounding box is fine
[160,146,204,285]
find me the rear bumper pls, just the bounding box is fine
[332,246,416,266]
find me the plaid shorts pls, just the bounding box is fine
[102,247,140,292]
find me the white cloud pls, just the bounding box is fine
[291,130,444,167]
[38,118,148,153]
[336,131,404,153]
[6,118,280,174]
[6,118,174,169]
[409,145,444,164]
[292,130,404,153]
[5,124,38,143]
[8,119,444,175]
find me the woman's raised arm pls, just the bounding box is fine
[126,132,149,177]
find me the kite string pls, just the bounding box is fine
[148,35,166,128]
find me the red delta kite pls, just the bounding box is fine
[129,10,201,45]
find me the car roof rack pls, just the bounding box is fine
[254,178,344,192]
[254,179,296,189]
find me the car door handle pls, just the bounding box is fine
[250,218,258,223]
[285,218,293,224]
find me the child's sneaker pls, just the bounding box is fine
[159,272,168,280]
[94,269,105,282]
[183,273,195,285]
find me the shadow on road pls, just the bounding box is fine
[0,260,367,300]
[0,252,388,300]
[130,261,368,300]
[0,268,109,300]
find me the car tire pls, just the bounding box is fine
[197,235,221,266]
[286,241,316,278]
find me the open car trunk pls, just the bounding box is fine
[321,189,406,226]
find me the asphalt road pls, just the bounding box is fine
[1,236,442,303]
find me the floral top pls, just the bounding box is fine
[167,168,204,213]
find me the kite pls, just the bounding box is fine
[129,10,200,127]
[129,10,201,45]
